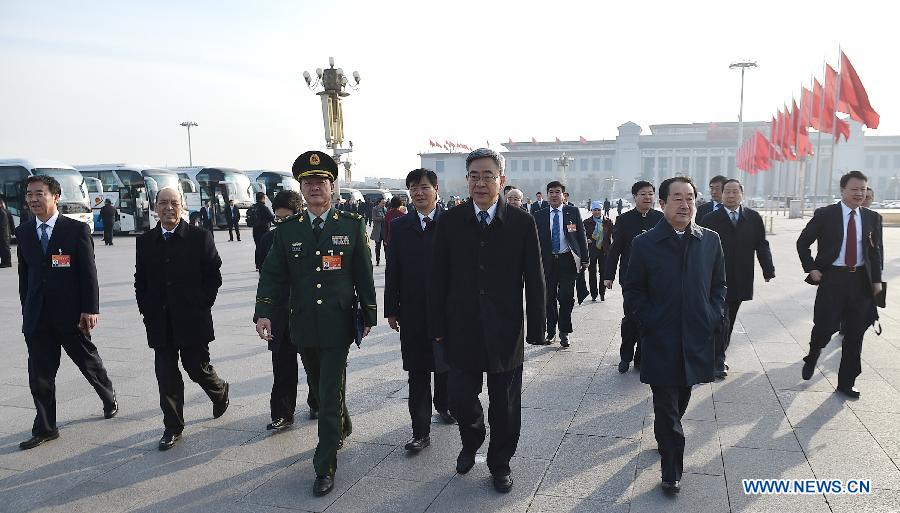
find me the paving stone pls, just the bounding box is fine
[628,468,728,513]
[521,374,591,411]
[763,361,835,392]
[328,476,446,513]
[722,446,827,512]
[794,428,900,491]
[714,401,802,452]
[526,494,629,513]
[586,365,650,398]
[828,489,900,513]
[424,456,550,513]
[369,426,460,483]
[538,434,639,503]
[711,371,781,406]
[777,390,866,431]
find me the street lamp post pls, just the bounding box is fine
[729,60,757,192]
[179,121,198,166]
[302,57,360,183]
[554,153,574,185]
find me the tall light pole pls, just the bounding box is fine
[730,61,757,191]
[179,121,198,166]
[554,152,574,185]
[302,57,360,183]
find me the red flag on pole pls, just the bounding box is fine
[753,131,772,172]
[770,116,783,162]
[839,52,880,129]
[531,137,538,144]
[579,136,587,143]
[824,65,853,142]
[555,137,561,143]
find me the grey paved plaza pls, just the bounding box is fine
[1,215,899,513]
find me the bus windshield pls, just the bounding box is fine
[145,172,180,191]
[33,168,89,205]
[222,171,253,204]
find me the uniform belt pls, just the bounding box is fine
[831,264,864,273]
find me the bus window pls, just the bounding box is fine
[0,165,30,219]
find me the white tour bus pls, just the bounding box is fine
[0,159,94,232]
[175,167,260,227]
[245,170,301,203]
[77,164,187,233]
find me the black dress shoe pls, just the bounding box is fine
[437,410,456,424]
[493,474,513,493]
[456,450,476,474]
[661,480,681,494]
[309,409,319,420]
[313,475,334,496]
[103,399,119,419]
[836,385,861,398]
[618,360,629,373]
[544,333,556,344]
[404,436,431,451]
[600,296,605,302]
[158,431,181,451]
[267,417,294,431]
[591,296,598,302]
[19,432,59,450]
[801,350,821,380]
[337,438,345,450]
[560,333,569,348]
[724,362,730,370]
[213,382,229,418]
[715,370,728,380]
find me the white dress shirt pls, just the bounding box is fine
[473,201,498,225]
[549,206,571,254]
[726,206,741,223]
[834,202,864,267]
[35,211,60,240]
[417,208,436,230]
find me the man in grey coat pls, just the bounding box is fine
[623,176,726,495]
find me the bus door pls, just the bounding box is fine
[117,187,136,232]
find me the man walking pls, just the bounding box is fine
[135,187,230,451]
[429,148,545,493]
[99,198,118,245]
[604,181,664,373]
[251,192,276,246]
[797,170,883,398]
[584,201,613,302]
[224,198,242,241]
[385,168,456,455]
[199,201,213,231]
[530,191,547,215]
[0,198,12,267]
[535,181,588,347]
[700,179,775,378]
[623,176,726,494]
[255,151,377,497]
[696,175,728,219]
[16,175,117,450]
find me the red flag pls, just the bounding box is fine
[753,131,772,172]
[508,137,513,145]
[822,67,853,142]
[531,137,538,143]
[770,116,783,162]
[555,137,561,143]
[839,52,880,129]
[799,90,813,157]
[579,136,587,143]
[778,109,792,160]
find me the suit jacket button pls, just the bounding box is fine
[480,241,486,247]
[316,284,322,288]
[316,267,321,272]
[480,289,485,295]
[479,264,485,270]
[166,281,172,286]
[164,258,170,263]
[316,251,321,255]
[316,299,322,304]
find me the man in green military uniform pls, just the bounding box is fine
[255,150,377,497]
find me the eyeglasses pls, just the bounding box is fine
[467,174,499,184]
[157,201,182,208]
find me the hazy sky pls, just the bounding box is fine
[1,0,895,179]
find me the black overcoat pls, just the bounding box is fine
[384,207,448,372]
[623,221,726,387]
[134,220,222,348]
[701,206,775,302]
[428,198,545,373]
[603,208,664,285]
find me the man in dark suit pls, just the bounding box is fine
[604,181,664,373]
[695,175,728,220]
[199,201,213,231]
[584,201,613,302]
[797,170,883,398]
[251,192,276,247]
[99,198,118,246]
[0,198,12,267]
[253,190,318,431]
[430,148,545,493]
[135,187,230,451]
[16,175,117,450]
[530,192,547,214]
[386,168,456,454]
[224,198,242,241]
[701,179,775,378]
[624,176,726,494]
[535,181,589,347]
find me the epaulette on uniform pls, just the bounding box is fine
[275,212,304,226]
[338,211,363,221]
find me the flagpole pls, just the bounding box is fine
[828,46,842,203]
[813,61,826,208]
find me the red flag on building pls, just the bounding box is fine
[839,52,880,129]
[531,137,538,143]
[579,136,587,143]
[555,137,561,143]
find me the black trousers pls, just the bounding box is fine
[25,324,115,436]
[270,343,317,420]
[715,300,741,370]
[252,226,269,246]
[449,365,522,477]
[154,343,227,434]
[808,268,874,388]
[587,246,606,300]
[227,221,241,241]
[0,237,10,266]
[650,385,692,483]
[408,370,449,438]
[546,254,577,335]
[102,226,114,245]
[374,240,383,264]
[619,314,642,365]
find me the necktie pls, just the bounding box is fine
[313,217,323,238]
[714,203,722,211]
[423,216,433,231]
[551,209,561,253]
[478,211,489,230]
[730,210,738,226]
[163,231,171,241]
[39,223,49,254]
[846,210,857,267]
